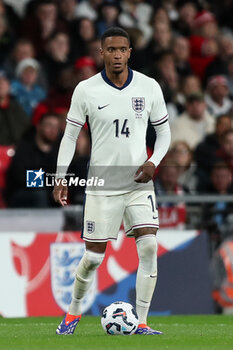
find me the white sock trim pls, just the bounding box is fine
[136,233,156,244]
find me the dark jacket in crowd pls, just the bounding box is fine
[5,136,59,207]
[0,97,29,145]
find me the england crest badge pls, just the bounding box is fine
[50,242,97,313]
[86,221,95,234]
[132,97,145,113]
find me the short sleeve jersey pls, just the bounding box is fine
[67,68,168,194]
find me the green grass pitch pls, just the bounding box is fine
[0,315,233,350]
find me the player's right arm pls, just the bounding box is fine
[53,122,81,206]
[53,83,87,206]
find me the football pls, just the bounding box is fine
[101,301,139,335]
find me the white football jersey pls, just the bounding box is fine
[67,68,168,194]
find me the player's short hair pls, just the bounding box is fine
[101,27,130,46]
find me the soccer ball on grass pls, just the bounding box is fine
[101,301,139,335]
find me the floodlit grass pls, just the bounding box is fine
[0,315,233,350]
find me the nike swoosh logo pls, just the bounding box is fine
[150,275,157,278]
[153,216,158,219]
[98,104,109,110]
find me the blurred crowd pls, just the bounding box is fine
[1,0,233,312]
[0,0,233,210]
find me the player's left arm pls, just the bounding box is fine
[135,80,171,183]
[134,121,171,183]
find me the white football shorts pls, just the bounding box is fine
[82,190,159,242]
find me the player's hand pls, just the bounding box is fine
[134,161,156,183]
[53,179,68,206]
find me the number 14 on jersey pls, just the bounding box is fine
[113,119,130,138]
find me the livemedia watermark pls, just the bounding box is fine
[26,168,104,188]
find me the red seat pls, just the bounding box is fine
[0,146,15,207]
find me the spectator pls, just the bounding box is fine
[3,38,35,79]
[47,67,74,110]
[74,56,97,84]
[153,50,179,122]
[207,162,233,194]
[87,39,104,71]
[204,32,233,85]
[70,17,97,58]
[181,74,201,96]
[189,10,219,80]
[154,20,173,50]
[175,74,201,114]
[201,162,233,255]
[192,9,219,40]
[5,112,60,207]
[171,92,215,150]
[119,0,153,44]
[146,20,172,64]
[195,114,233,181]
[96,0,121,37]
[0,14,14,65]
[150,6,170,27]
[40,31,71,88]
[173,0,198,37]
[155,157,187,229]
[11,58,46,117]
[0,70,28,145]
[169,141,198,193]
[159,0,179,23]
[154,50,178,96]
[3,36,47,89]
[126,27,147,72]
[0,0,20,35]
[76,0,103,21]
[205,75,232,117]
[172,35,192,77]
[21,0,67,56]
[31,67,75,125]
[217,129,233,175]
[32,55,99,126]
[58,0,78,24]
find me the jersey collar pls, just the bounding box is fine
[101,67,133,90]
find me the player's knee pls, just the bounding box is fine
[136,235,157,259]
[83,250,105,271]
[136,235,157,276]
